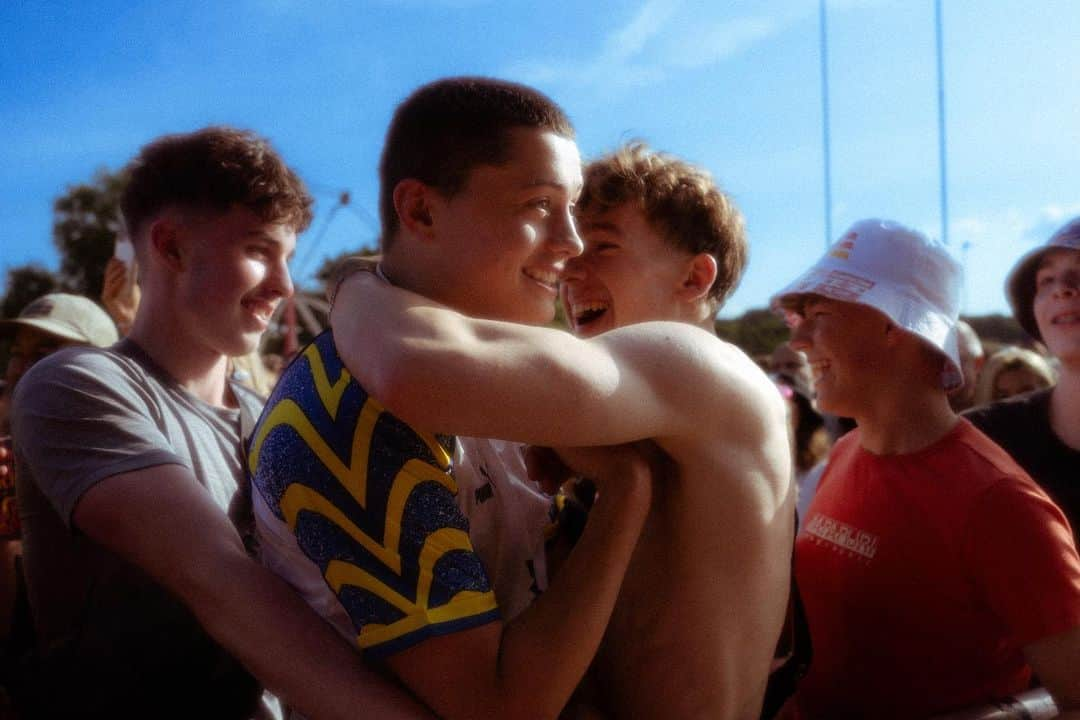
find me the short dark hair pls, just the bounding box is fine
[378,76,575,248]
[121,126,313,239]
[578,142,747,308]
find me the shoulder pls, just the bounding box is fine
[13,345,142,407]
[602,321,782,406]
[965,388,1050,433]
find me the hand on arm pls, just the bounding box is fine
[100,257,140,336]
[72,466,433,720]
[382,450,652,720]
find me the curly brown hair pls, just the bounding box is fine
[120,126,313,238]
[578,142,747,308]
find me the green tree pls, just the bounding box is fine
[715,308,789,359]
[52,168,128,299]
[1,264,59,319]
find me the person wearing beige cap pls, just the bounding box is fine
[771,219,1080,719]
[966,217,1080,545]
[0,292,118,706]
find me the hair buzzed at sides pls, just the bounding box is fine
[378,76,575,249]
[121,126,313,239]
[578,142,747,308]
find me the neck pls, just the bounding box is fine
[855,384,959,455]
[381,247,436,298]
[1049,367,1080,450]
[127,303,232,407]
[690,302,719,335]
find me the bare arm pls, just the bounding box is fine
[73,465,433,720]
[382,451,652,720]
[331,271,766,447]
[1024,626,1080,718]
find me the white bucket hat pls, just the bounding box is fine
[0,293,118,348]
[771,218,964,391]
[1006,216,1080,342]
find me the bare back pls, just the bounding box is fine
[591,340,794,720]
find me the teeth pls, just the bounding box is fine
[571,301,607,316]
[524,268,558,285]
[1053,312,1080,324]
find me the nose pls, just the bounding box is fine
[789,320,812,353]
[271,257,295,300]
[550,205,584,259]
[1053,268,1079,297]
[561,253,587,284]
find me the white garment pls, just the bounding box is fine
[455,437,554,620]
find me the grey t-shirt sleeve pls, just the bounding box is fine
[11,347,185,527]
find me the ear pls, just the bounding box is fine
[392,179,437,240]
[148,217,185,272]
[676,252,718,303]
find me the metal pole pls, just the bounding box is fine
[935,0,949,245]
[819,0,834,249]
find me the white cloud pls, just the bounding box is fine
[506,1,794,94]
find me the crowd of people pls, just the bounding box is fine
[0,75,1077,719]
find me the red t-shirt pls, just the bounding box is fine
[793,419,1080,719]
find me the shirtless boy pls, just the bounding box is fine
[331,142,794,718]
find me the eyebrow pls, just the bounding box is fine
[245,230,295,261]
[521,178,579,193]
[580,219,621,235]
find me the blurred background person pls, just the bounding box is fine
[948,320,986,412]
[972,346,1057,406]
[966,216,1080,546]
[770,370,830,521]
[0,293,118,709]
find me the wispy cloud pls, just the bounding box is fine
[505,0,902,96]
[505,0,794,93]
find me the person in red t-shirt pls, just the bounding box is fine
[770,218,1080,719]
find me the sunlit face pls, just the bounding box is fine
[992,366,1051,401]
[788,296,892,418]
[172,204,296,359]
[1033,248,1080,363]
[5,326,74,388]
[432,128,583,325]
[561,203,693,337]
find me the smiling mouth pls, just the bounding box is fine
[243,299,276,324]
[523,267,558,290]
[570,301,609,328]
[1051,311,1080,326]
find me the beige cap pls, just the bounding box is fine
[0,293,118,347]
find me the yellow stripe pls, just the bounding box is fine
[280,484,401,574]
[383,460,458,558]
[415,526,474,606]
[325,559,415,615]
[355,590,499,649]
[249,401,369,504]
[303,342,351,419]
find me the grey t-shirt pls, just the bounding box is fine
[11,339,265,719]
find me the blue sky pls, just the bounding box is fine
[2,0,1078,318]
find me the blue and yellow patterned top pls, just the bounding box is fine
[248,330,500,660]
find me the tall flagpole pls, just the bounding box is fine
[935,0,949,246]
[819,0,834,249]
